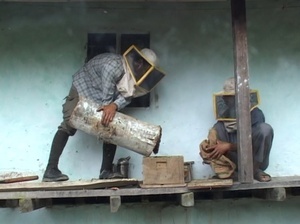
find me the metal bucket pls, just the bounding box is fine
[184,161,194,183]
[114,156,131,178]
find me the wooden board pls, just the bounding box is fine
[140,183,187,189]
[0,179,139,192]
[0,175,38,183]
[143,156,185,185]
[0,177,300,201]
[187,179,233,190]
[230,176,300,190]
[0,172,39,183]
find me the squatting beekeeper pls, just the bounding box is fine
[200,77,273,182]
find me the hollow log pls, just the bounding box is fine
[69,98,162,156]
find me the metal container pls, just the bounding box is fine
[116,156,131,178]
[184,161,194,183]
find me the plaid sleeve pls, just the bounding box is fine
[100,58,131,109]
[114,92,132,110]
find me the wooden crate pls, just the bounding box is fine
[142,156,185,186]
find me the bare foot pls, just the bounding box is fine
[254,169,271,182]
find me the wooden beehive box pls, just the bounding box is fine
[142,156,185,187]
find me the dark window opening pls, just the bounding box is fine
[86,33,116,62]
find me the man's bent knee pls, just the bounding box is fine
[58,122,77,136]
[259,123,274,138]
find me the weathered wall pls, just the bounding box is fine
[1,197,300,224]
[0,1,300,222]
[0,1,299,181]
[0,2,231,180]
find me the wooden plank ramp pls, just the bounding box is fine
[187,179,233,190]
[0,172,39,184]
[0,178,139,192]
[1,176,299,213]
[140,183,187,188]
[1,176,299,196]
[230,176,300,190]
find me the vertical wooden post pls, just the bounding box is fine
[231,0,253,183]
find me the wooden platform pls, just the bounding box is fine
[0,176,299,199]
[187,179,233,190]
[229,176,300,190]
[0,178,139,192]
[0,176,299,212]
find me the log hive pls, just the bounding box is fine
[69,98,162,156]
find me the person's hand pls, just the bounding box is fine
[206,140,231,159]
[97,103,118,126]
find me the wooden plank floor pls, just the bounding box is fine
[0,176,299,200]
[228,176,300,190]
[0,178,139,192]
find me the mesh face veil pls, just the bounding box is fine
[213,77,260,121]
[213,91,260,121]
[122,45,166,96]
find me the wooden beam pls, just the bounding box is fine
[253,187,286,201]
[0,172,39,184]
[179,192,194,207]
[0,179,139,192]
[228,176,300,191]
[110,196,121,213]
[187,179,233,190]
[265,187,286,201]
[230,0,253,183]
[0,187,189,200]
[0,0,227,2]
[0,176,299,203]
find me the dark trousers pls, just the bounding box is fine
[214,122,274,171]
[58,85,79,136]
[54,85,116,172]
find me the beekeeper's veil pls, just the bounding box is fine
[213,77,260,122]
[117,45,166,98]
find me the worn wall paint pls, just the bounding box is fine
[0,1,299,186]
[1,1,300,223]
[1,197,300,224]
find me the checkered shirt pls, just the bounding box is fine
[72,53,131,110]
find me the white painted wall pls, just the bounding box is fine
[0,2,299,183]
